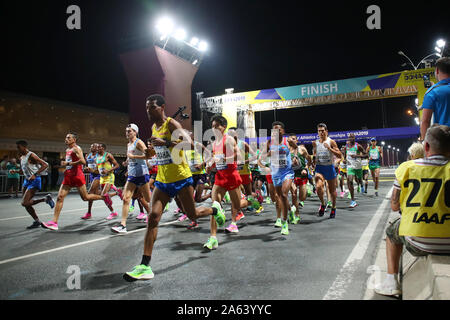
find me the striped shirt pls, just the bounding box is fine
[393,155,450,254]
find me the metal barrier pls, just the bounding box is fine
[0,173,91,194]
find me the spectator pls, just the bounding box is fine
[57,158,65,186]
[406,142,424,160]
[420,57,450,140]
[41,157,49,192]
[51,159,60,189]
[6,158,20,198]
[0,155,9,174]
[375,124,450,297]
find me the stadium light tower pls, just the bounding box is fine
[398,39,445,70]
[153,16,208,66]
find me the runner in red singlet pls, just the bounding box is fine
[41,132,108,231]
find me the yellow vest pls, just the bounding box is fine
[96,152,115,185]
[152,117,192,183]
[186,149,205,175]
[397,157,450,238]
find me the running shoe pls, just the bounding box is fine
[299,201,304,208]
[349,200,358,208]
[203,237,218,250]
[187,221,199,230]
[289,205,296,223]
[364,187,368,194]
[274,218,282,228]
[247,196,261,210]
[340,191,345,198]
[235,211,245,221]
[357,186,361,193]
[224,192,231,203]
[174,207,182,215]
[136,212,146,220]
[330,208,336,219]
[111,224,127,234]
[81,212,92,220]
[255,206,264,215]
[41,221,58,231]
[106,212,118,220]
[347,192,352,199]
[326,201,332,211]
[281,221,289,235]
[177,214,188,222]
[265,197,271,204]
[45,194,55,209]
[117,188,123,200]
[123,264,154,282]
[317,204,326,217]
[103,193,113,208]
[225,223,239,233]
[361,186,365,194]
[375,191,379,197]
[129,205,135,212]
[164,203,169,212]
[27,220,41,229]
[211,201,226,227]
[292,215,301,224]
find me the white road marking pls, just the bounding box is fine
[0,220,179,265]
[322,187,393,300]
[0,206,104,222]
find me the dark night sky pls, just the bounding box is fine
[1,0,449,155]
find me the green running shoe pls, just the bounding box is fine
[212,201,226,227]
[292,215,301,224]
[281,221,289,235]
[299,201,304,208]
[123,264,154,282]
[129,205,135,212]
[265,197,271,204]
[347,192,352,199]
[274,218,282,228]
[289,205,296,223]
[247,196,261,210]
[164,203,169,212]
[203,237,218,250]
[224,192,231,203]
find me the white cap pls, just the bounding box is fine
[128,123,139,133]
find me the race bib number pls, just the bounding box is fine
[189,160,199,172]
[370,150,379,160]
[88,163,97,170]
[216,154,228,171]
[99,168,107,177]
[154,146,173,165]
[272,154,287,168]
[318,151,331,164]
[237,163,245,171]
[66,157,72,170]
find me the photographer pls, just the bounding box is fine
[420,57,450,140]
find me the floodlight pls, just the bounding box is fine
[198,41,208,52]
[190,37,199,46]
[156,17,174,35]
[436,39,446,48]
[174,28,187,41]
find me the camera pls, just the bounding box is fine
[423,75,432,88]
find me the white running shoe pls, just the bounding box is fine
[374,277,401,296]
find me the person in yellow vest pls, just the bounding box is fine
[123,94,226,281]
[375,124,450,297]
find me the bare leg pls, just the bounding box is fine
[21,188,44,221]
[52,184,71,223]
[386,237,403,274]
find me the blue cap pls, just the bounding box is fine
[370,137,376,141]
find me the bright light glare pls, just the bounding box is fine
[174,28,187,40]
[190,37,199,46]
[436,39,446,48]
[415,98,418,106]
[198,41,208,52]
[435,46,442,53]
[192,59,198,65]
[156,17,174,35]
[415,117,419,125]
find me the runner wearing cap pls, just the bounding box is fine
[111,123,151,234]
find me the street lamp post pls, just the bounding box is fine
[387,145,391,167]
[381,141,385,167]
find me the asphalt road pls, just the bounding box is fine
[0,177,395,300]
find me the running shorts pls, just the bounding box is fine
[294,177,308,186]
[315,164,337,181]
[23,176,42,191]
[154,177,194,198]
[369,163,380,171]
[62,174,85,188]
[363,169,369,177]
[192,173,207,188]
[127,174,150,187]
[214,168,242,191]
[240,174,252,186]
[347,168,363,180]
[90,173,100,183]
[272,172,295,187]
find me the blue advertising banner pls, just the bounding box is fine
[246,126,419,145]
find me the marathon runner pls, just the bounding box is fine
[366,137,382,196]
[42,132,107,230]
[311,123,341,218]
[123,94,226,281]
[344,133,367,208]
[82,143,101,220]
[15,140,55,229]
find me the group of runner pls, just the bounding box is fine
[13,93,384,281]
